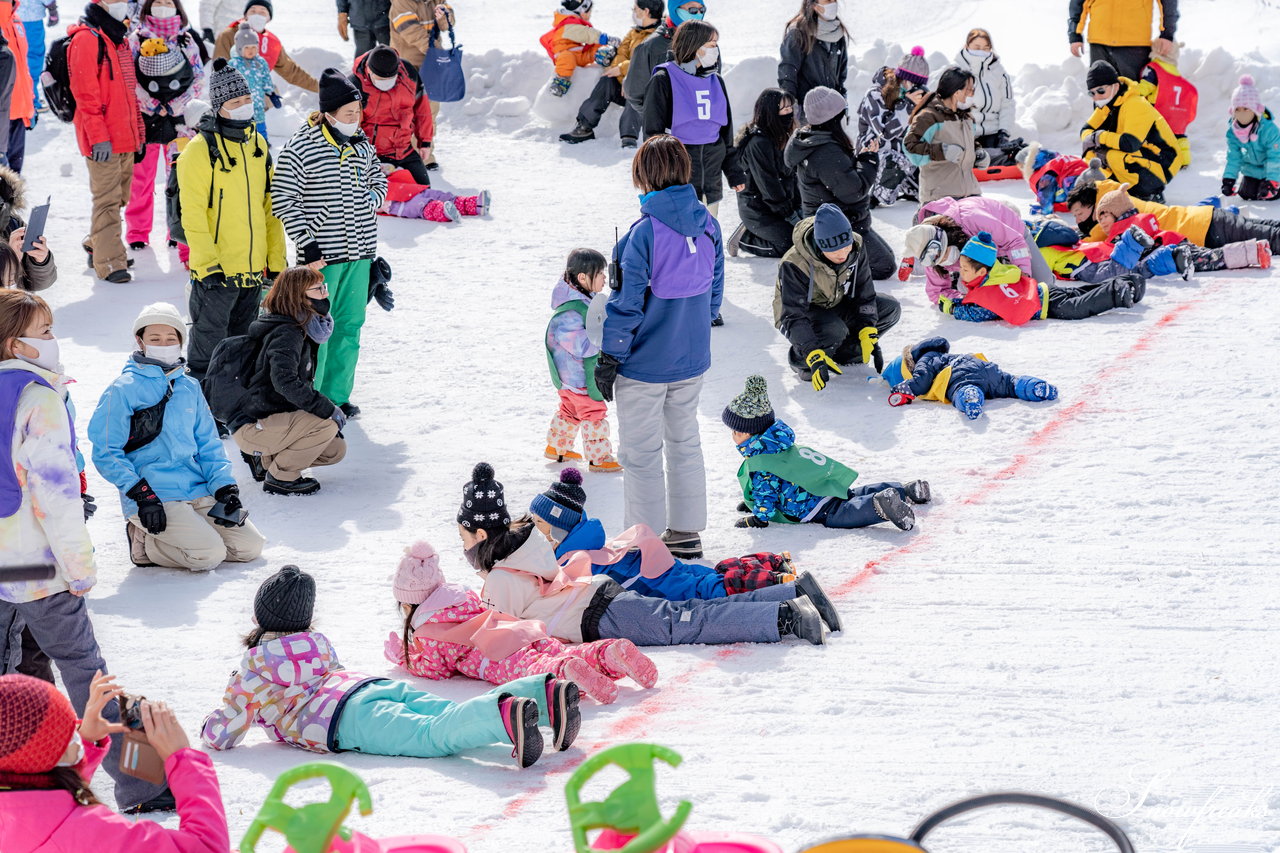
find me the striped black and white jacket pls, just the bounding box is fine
[272,116,388,265]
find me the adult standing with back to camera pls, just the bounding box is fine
[389,0,454,169]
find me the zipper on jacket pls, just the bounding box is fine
[241,139,255,270]
[213,188,224,242]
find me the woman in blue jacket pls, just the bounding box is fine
[88,303,264,571]
[595,135,722,559]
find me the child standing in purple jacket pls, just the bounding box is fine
[545,248,620,472]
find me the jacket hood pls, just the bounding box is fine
[0,793,71,853]
[551,279,590,309]
[783,128,837,169]
[557,516,607,556]
[121,357,185,381]
[908,336,951,363]
[251,631,339,687]
[496,528,563,581]
[639,184,708,238]
[737,420,796,458]
[0,163,27,215]
[249,312,303,337]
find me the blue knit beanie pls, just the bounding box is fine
[813,203,852,252]
[960,231,998,269]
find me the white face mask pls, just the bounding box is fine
[55,733,84,768]
[965,48,990,58]
[144,344,184,364]
[15,336,61,373]
[632,10,644,25]
[328,114,360,137]
[817,3,838,20]
[224,102,255,121]
[698,45,718,68]
[149,5,178,18]
[958,97,973,110]
[372,75,397,92]
[104,1,129,20]
[245,12,269,32]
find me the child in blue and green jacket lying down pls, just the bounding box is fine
[722,375,930,532]
[881,336,1058,420]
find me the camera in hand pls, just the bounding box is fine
[117,694,167,785]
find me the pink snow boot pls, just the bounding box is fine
[499,696,543,768]
[602,639,658,689]
[455,190,490,216]
[422,199,461,223]
[561,656,619,704]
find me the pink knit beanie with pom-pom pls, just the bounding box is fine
[1231,75,1264,117]
[393,541,444,604]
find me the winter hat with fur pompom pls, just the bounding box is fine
[1231,75,1264,117]
[530,467,587,537]
[458,462,510,531]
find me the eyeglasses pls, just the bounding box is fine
[305,283,329,294]
[680,3,706,12]
[1089,86,1111,96]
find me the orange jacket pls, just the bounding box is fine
[540,12,603,59]
[0,2,33,124]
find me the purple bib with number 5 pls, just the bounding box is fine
[659,62,727,145]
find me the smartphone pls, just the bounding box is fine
[117,695,166,785]
[207,501,248,526]
[0,564,56,582]
[21,197,50,253]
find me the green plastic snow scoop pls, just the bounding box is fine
[240,762,373,853]
[565,743,694,853]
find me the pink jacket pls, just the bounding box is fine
[0,739,229,853]
[202,631,380,754]
[919,196,1035,302]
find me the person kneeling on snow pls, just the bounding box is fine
[1222,75,1280,202]
[541,0,621,97]
[353,45,436,185]
[88,303,265,571]
[530,467,812,600]
[724,375,929,531]
[1079,60,1180,202]
[881,336,1057,421]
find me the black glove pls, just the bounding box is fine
[81,493,97,522]
[594,353,620,403]
[1221,177,1236,196]
[871,342,885,373]
[127,479,166,534]
[734,515,769,528]
[211,484,243,528]
[371,281,395,311]
[1117,133,1142,153]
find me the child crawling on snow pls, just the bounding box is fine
[379,169,490,223]
[724,375,930,531]
[386,539,657,705]
[881,336,1057,420]
[541,0,621,97]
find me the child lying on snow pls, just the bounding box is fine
[378,169,491,223]
[1029,217,1194,284]
[723,375,930,532]
[881,336,1058,420]
[530,467,807,600]
[386,540,657,705]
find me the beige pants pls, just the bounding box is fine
[424,99,441,165]
[233,410,347,481]
[84,153,134,277]
[130,496,265,571]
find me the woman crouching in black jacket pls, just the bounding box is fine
[231,266,348,496]
[729,88,802,258]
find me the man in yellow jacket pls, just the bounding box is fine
[1080,60,1180,202]
[176,60,286,385]
[1068,0,1178,81]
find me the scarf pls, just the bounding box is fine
[1232,118,1257,144]
[815,18,844,43]
[84,2,129,44]
[142,15,185,40]
[305,313,334,344]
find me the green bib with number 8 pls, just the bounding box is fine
[737,446,858,523]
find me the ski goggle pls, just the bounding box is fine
[919,231,959,268]
[797,793,1135,853]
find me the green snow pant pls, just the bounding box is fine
[314,258,371,407]
[332,674,550,758]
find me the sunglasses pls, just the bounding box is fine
[1089,86,1111,96]
[681,3,706,11]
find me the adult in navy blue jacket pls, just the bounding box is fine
[595,135,722,560]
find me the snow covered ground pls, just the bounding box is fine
[24,0,1280,850]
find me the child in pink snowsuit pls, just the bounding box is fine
[386,540,657,705]
[378,168,491,223]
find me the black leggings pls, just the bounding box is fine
[1205,208,1280,249]
[380,151,432,187]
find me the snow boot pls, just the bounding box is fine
[455,191,490,216]
[560,121,596,144]
[1173,243,1195,280]
[241,451,267,482]
[560,657,618,705]
[544,676,581,751]
[872,488,915,531]
[546,414,582,462]
[264,474,321,496]
[422,199,461,223]
[660,529,702,559]
[499,696,543,768]
[1223,238,1271,270]
[1126,273,1146,304]
[619,136,637,149]
[593,44,618,67]
[602,638,659,688]
[952,384,985,420]
[795,571,841,633]
[778,598,826,645]
[903,479,932,504]
[1014,376,1058,401]
[581,418,621,472]
[548,75,572,97]
[726,221,746,257]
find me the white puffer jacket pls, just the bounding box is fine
[953,49,1015,138]
[479,528,609,644]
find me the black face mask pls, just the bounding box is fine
[309,297,331,315]
[216,115,252,140]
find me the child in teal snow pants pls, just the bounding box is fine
[201,565,584,768]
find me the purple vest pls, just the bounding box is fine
[0,371,74,519]
[649,217,714,299]
[659,62,727,146]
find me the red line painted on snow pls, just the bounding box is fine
[464,284,1220,840]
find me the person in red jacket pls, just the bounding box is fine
[67,0,144,283]
[352,44,434,184]
[0,0,35,172]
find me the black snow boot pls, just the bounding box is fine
[661,529,702,559]
[1173,243,1195,281]
[559,122,596,144]
[778,598,826,645]
[903,480,931,504]
[872,488,915,531]
[795,571,842,632]
[241,452,267,483]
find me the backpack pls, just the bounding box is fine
[202,334,262,425]
[42,30,107,124]
[164,127,233,246]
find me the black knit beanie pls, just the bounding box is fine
[458,462,512,531]
[244,0,273,17]
[319,67,363,114]
[530,468,587,534]
[1086,60,1119,90]
[367,46,400,79]
[253,565,315,633]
